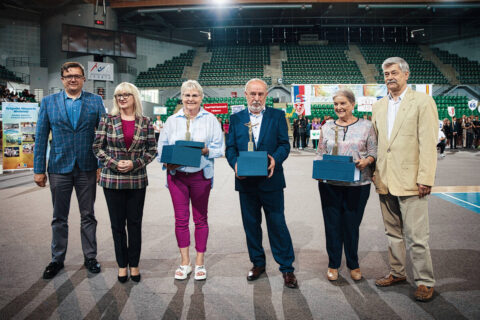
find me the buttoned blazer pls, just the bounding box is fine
[93,114,157,189]
[371,88,438,196]
[226,107,290,192]
[34,91,105,174]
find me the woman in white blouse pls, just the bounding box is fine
[157,80,225,281]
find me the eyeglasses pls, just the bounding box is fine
[62,75,84,80]
[115,93,133,100]
[183,93,200,98]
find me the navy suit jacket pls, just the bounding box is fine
[226,107,290,192]
[34,90,105,174]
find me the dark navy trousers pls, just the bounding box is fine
[239,190,295,273]
[318,182,370,270]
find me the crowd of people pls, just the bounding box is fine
[0,85,36,103]
[439,115,480,156]
[31,57,457,304]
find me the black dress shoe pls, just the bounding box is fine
[282,272,298,289]
[43,262,64,279]
[118,275,128,283]
[130,274,141,282]
[247,266,266,281]
[84,258,101,273]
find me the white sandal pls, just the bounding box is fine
[174,264,192,280]
[194,265,207,281]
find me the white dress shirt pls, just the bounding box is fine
[249,108,265,146]
[387,87,408,140]
[157,108,225,179]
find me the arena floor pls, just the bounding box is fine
[0,148,479,320]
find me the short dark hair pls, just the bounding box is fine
[61,62,85,77]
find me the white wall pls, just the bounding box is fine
[0,18,41,66]
[432,36,480,63]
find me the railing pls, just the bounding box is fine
[5,56,43,67]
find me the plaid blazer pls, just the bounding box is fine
[93,114,157,189]
[34,91,105,174]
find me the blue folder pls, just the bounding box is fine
[237,151,268,176]
[312,155,360,182]
[161,144,202,168]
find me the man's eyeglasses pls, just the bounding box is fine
[115,93,133,100]
[62,75,84,80]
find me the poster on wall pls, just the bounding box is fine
[88,62,114,81]
[292,84,433,110]
[2,102,38,171]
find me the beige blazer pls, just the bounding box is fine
[372,88,438,196]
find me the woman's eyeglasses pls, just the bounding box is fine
[115,93,133,100]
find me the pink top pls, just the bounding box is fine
[223,123,229,133]
[122,120,135,149]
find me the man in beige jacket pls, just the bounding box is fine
[372,57,438,302]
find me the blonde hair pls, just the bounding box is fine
[112,82,143,117]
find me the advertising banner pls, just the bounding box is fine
[203,103,228,114]
[153,106,167,115]
[357,96,377,112]
[231,104,245,114]
[2,102,38,170]
[310,129,321,140]
[468,99,478,111]
[88,62,114,81]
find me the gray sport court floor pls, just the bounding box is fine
[0,149,479,319]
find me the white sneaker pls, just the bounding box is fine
[441,153,445,158]
[174,264,192,280]
[194,265,207,281]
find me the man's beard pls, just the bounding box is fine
[248,104,265,114]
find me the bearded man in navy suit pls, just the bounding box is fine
[226,79,297,288]
[34,62,105,279]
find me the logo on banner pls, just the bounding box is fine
[448,106,455,117]
[293,85,305,102]
[468,99,478,111]
[294,102,305,115]
[88,62,114,81]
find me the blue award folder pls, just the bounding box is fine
[237,151,268,176]
[160,140,203,168]
[312,155,361,182]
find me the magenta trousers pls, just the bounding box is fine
[167,171,211,252]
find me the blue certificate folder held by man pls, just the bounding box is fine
[161,140,203,167]
[312,154,360,182]
[237,151,268,176]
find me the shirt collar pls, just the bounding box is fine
[63,90,83,101]
[248,108,265,118]
[174,107,209,119]
[387,87,408,102]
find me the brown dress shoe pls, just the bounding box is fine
[247,266,265,281]
[414,285,434,302]
[375,274,407,287]
[327,268,338,281]
[282,272,298,289]
[350,268,362,281]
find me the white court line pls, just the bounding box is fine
[440,193,480,209]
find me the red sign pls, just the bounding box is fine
[203,103,228,114]
[231,92,237,98]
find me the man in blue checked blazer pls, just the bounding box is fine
[34,62,105,279]
[226,79,297,289]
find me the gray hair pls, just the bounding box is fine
[112,82,143,117]
[333,88,356,104]
[245,78,268,93]
[181,80,204,98]
[382,57,410,73]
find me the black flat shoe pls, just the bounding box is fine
[130,274,141,282]
[84,258,101,273]
[43,261,64,279]
[118,275,128,283]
